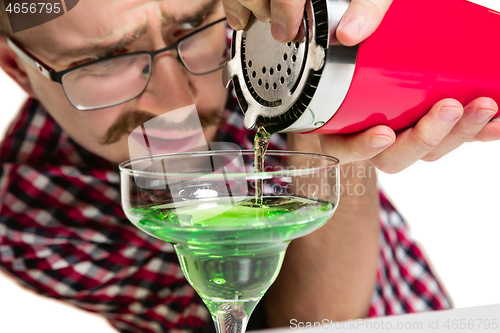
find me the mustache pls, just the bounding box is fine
[100,108,225,145]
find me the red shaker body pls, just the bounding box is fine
[309,0,500,135]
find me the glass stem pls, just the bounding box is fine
[207,299,259,333]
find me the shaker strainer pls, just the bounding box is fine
[223,0,500,134]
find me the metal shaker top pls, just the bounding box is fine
[223,0,358,133]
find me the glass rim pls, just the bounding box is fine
[119,150,340,179]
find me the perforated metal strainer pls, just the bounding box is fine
[223,0,358,133]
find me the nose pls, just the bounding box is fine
[135,52,195,119]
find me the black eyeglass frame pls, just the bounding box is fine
[6,18,228,84]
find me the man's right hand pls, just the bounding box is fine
[223,0,500,173]
[222,0,393,46]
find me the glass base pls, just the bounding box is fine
[205,298,260,333]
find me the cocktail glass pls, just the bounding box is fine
[119,150,339,333]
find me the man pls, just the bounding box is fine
[0,0,498,332]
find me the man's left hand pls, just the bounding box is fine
[319,97,500,173]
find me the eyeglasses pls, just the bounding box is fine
[7,18,230,111]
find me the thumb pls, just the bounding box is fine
[319,125,395,165]
[336,0,393,47]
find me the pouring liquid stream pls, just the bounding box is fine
[254,127,272,206]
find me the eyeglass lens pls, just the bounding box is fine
[62,54,152,110]
[62,20,230,111]
[178,20,230,74]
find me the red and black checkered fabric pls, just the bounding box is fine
[0,95,451,333]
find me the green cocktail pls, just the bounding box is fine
[128,195,335,326]
[120,151,339,333]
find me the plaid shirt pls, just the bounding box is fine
[0,96,451,333]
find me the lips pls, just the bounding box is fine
[136,128,202,140]
[128,129,207,155]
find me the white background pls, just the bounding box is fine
[1,0,500,332]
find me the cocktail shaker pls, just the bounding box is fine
[223,0,500,134]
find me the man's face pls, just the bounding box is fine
[12,0,229,164]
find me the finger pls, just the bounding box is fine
[237,0,272,23]
[422,97,498,161]
[337,0,393,47]
[223,0,252,30]
[370,99,463,174]
[270,0,307,42]
[472,118,500,142]
[320,125,396,165]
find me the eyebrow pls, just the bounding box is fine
[56,0,220,60]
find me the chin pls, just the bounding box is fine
[202,126,218,143]
[97,139,131,165]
